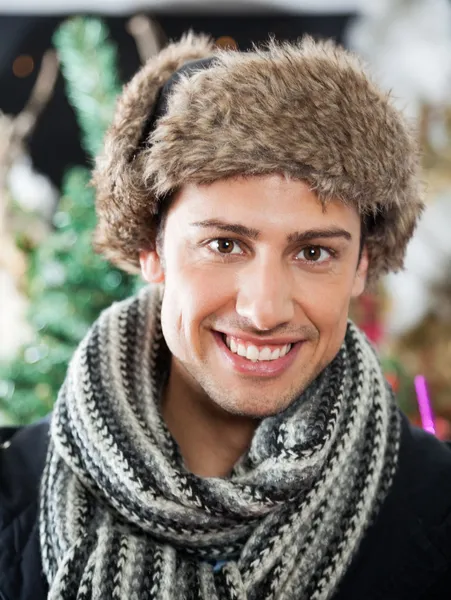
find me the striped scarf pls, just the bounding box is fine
[40,285,400,600]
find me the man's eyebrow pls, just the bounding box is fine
[190,219,260,239]
[287,228,352,243]
[190,219,352,243]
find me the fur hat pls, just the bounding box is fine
[92,33,424,283]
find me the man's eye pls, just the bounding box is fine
[208,239,242,255]
[298,246,331,263]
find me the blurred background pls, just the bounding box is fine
[1,0,451,438]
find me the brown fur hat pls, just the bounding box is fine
[92,32,424,283]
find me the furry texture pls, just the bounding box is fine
[93,34,424,283]
[40,285,400,600]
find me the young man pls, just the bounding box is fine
[1,34,451,600]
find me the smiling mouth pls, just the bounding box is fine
[219,333,294,363]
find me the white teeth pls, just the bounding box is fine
[259,347,272,361]
[246,345,260,362]
[237,344,247,357]
[271,348,281,360]
[225,335,292,362]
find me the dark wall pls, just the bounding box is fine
[0,12,355,188]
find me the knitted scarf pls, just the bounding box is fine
[40,285,400,600]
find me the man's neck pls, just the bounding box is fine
[161,365,258,478]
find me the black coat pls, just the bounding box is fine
[1,414,451,600]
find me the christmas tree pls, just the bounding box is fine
[0,18,137,424]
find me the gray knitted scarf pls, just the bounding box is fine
[40,285,400,600]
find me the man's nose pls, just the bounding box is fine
[235,258,295,331]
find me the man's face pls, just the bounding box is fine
[141,174,368,418]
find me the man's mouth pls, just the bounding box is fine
[221,334,292,363]
[212,331,301,377]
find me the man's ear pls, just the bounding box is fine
[351,246,369,298]
[140,250,165,284]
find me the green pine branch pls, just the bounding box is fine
[53,17,122,158]
[0,18,137,425]
[0,167,136,424]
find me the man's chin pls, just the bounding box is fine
[214,398,295,420]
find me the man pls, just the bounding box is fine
[1,34,451,600]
